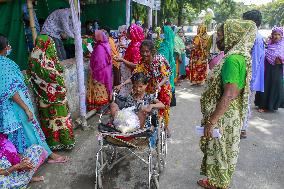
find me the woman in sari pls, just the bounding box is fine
[109,33,121,87]
[87,30,113,111]
[117,24,145,97]
[0,34,69,163]
[188,24,209,85]
[29,35,75,151]
[197,20,256,189]
[0,134,47,188]
[255,27,284,112]
[118,40,172,136]
[174,28,186,82]
[158,25,176,106]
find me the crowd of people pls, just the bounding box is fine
[0,6,283,189]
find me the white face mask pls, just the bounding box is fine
[152,33,157,39]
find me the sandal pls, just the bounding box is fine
[197,179,217,189]
[240,131,247,139]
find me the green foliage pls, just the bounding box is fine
[132,2,147,23]
[183,3,198,25]
[260,0,284,27]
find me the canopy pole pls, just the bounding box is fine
[126,0,131,27]
[69,0,88,129]
[27,0,37,44]
[147,6,152,28]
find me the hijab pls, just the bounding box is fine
[124,24,144,64]
[174,28,186,55]
[265,26,284,65]
[158,25,175,89]
[90,30,112,94]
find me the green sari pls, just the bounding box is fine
[200,20,257,188]
[158,26,175,90]
[29,35,75,150]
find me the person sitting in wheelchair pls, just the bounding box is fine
[110,72,165,129]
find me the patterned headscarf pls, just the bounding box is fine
[197,24,209,40]
[128,24,145,42]
[29,35,68,104]
[266,26,284,65]
[200,19,257,125]
[272,26,283,36]
[124,24,144,64]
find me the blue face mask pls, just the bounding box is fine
[160,34,165,39]
[6,48,12,56]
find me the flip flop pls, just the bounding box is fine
[240,131,247,139]
[47,156,69,164]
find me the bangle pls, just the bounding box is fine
[5,169,10,175]
[207,120,215,126]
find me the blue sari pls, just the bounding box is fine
[0,55,52,155]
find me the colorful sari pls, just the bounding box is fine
[0,55,52,156]
[87,30,112,111]
[0,134,47,189]
[200,20,256,188]
[188,24,209,84]
[134,55,172,126]
[29,35,75,150]
[120,24,144,97]
[109,36,121,86]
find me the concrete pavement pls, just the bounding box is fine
[30,81,284,189]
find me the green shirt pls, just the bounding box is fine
[221,54,246,89]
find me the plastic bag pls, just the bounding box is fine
[113,106,140,134]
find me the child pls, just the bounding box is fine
[111,72,165,128]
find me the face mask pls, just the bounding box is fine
[6,48,12,56]
[152,33,157,39]
[160,34,165,39]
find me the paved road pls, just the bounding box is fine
[30,81,284,189]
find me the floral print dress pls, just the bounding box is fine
[134,54,172,126]
[29,35,75,150]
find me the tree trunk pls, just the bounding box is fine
[177,2,184,26]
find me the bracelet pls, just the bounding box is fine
[5,169,10,175]
[207,120,215,126]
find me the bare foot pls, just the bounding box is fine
[31,176,44,183]
[258,108,266,113]
[48,153,69,163]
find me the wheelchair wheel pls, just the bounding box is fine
[95,149,106,189]
[158,120,167,173]
[148,153,159,189]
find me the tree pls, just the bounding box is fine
[213,0,250,23]
[260,0,284,27]
[132,2,147,23]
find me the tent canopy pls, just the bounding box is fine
[0,0,126,70]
